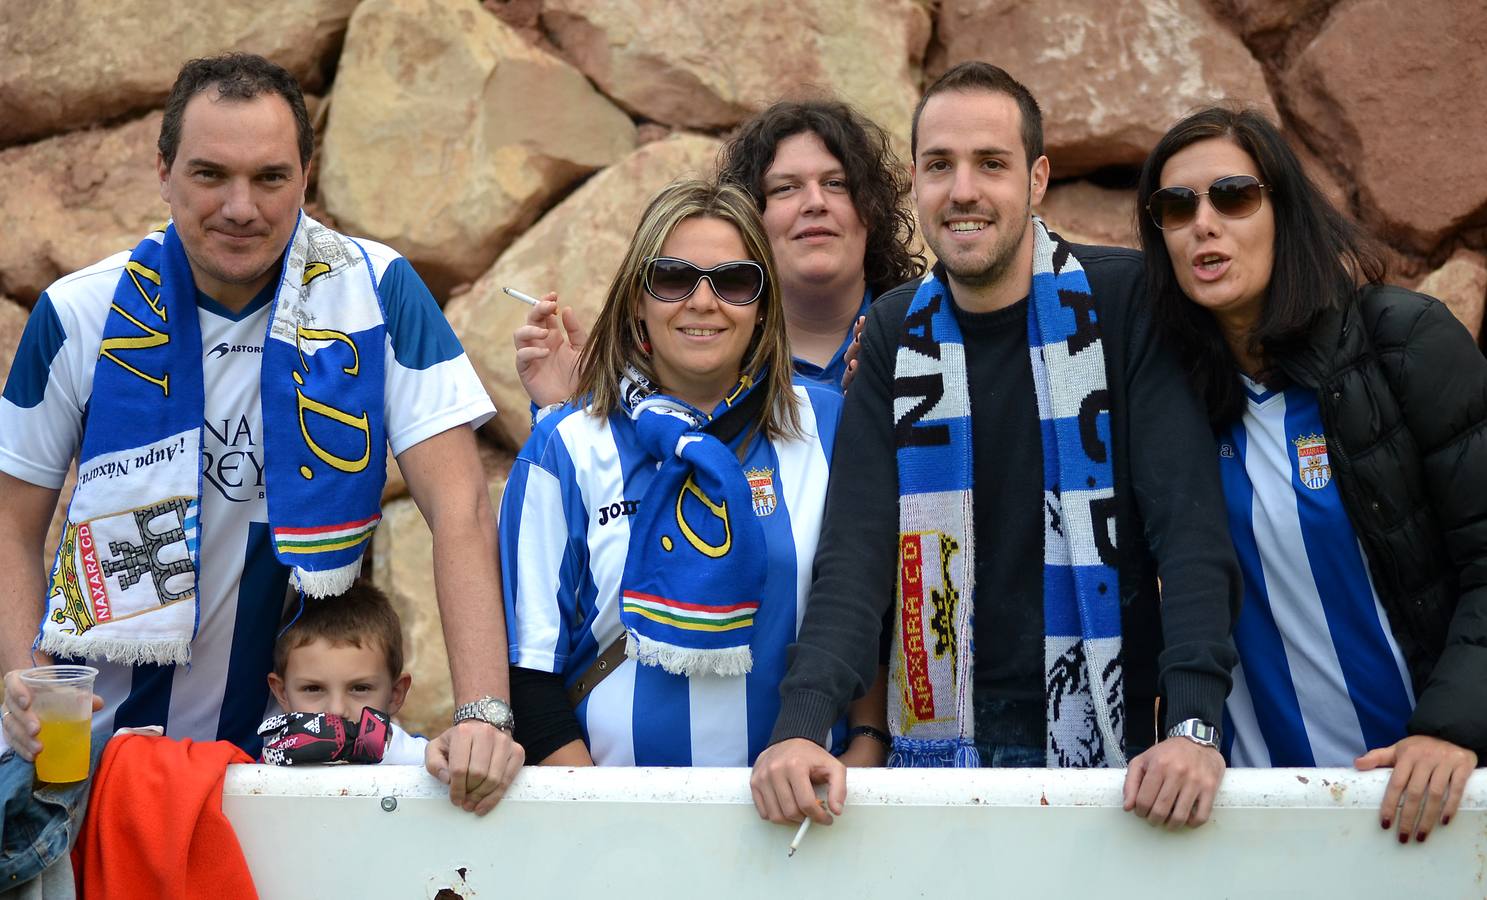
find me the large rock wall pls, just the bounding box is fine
[4,0,1482,728]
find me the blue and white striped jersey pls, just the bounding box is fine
[0,241,493,755]
[1218,377,1415,767]
[502,385,842,766]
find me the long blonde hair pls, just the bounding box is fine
[574,179,800,440]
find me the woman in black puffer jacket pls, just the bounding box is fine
[1136,105,1485,846]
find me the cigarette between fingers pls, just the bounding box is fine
[503,286,541,306]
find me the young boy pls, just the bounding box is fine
[261,581,428,765]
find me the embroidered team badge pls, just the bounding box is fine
[1294,434,1332,490]
[746,467,776,517]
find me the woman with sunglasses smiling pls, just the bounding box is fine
[1137,105,1486,845]
[498,179,878,768]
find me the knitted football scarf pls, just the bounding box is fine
[39,214,387,666]
[617,366,768,677]
[887,219,1124,768]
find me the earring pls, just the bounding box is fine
[636,320,652,355]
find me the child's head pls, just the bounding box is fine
[267,580,411,721]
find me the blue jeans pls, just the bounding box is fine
[0,736,108,888]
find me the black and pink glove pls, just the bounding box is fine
[257,707,392,765]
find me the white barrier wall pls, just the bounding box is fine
[223,766,1487,899]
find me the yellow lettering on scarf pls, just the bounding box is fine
[302,262,332,285]
[295,389,371,474]
[125,261,166,322]
[99,305,170,396]
[293,326,368,475]
[675,475,731,558]
[295,326,360,376]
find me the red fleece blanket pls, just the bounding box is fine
[73,735,256,900]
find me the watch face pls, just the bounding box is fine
[1194,722,1216,742]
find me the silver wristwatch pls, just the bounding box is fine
[1167,718,1219,749]
[452,696,515,733]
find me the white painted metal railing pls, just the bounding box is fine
[222,766,1487,899]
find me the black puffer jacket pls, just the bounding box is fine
[1277,284,1487,755]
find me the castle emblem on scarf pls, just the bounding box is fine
[745,467,776,517]
[1293,434,1331,490]
[49,498,199,635]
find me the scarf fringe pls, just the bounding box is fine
[293,561,363,599]
[887,736,981,769]
[624,630,753,678]
[37,633,192,668]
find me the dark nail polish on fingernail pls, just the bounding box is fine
[1381,819,1391,830]
[1398,832,1408,844]
[1416,832,1426,843]
[1442,815,1450,826]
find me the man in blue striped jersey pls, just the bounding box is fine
[0,54,520,815]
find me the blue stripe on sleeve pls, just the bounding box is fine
[3,293,66,408]
[378,257,465,371]
[1223,424,1316,766]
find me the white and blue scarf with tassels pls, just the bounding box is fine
[39,213,387,667]
[887,218,1125,768]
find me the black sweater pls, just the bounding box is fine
[770,248,1242,753]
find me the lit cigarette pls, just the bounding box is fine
[787,817,812,858]
[502,286,542,306]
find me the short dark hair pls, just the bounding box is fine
[717,99,925,297]
[273,580,405,680]
[1134,104,1385,425]
[912,61,1044,167]
[159,53,313,169]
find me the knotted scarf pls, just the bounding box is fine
[617,367,767,677]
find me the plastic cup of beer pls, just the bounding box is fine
[19,665,98,783]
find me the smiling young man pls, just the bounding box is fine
[751,62,1242,830]
[0,54,521,815]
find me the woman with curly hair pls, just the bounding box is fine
[514,98,924,398]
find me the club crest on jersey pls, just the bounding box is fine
[1294,433,1331,490]
[746,467,776,517]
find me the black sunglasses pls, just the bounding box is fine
[1147,174,1269,230]
[643,257,765,306]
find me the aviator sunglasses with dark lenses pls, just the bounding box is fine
[644,257,766,306]
[1146,174,1269,230]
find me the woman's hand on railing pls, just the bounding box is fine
[1355,734,1477,845]
[750,737,845,826]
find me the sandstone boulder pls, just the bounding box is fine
[372,451,512,738]
[0,114,169,305]
[541,0,930,142]
[1201,0,1337,48]
[1035,182,1139,249]
[1281,0,1487,252]
[928,0,1275,175]
[1415,249,1487,343]
[446,133,723,448]
[319,0,638,297]
[0,298,30,376]
[0,0,355,146]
